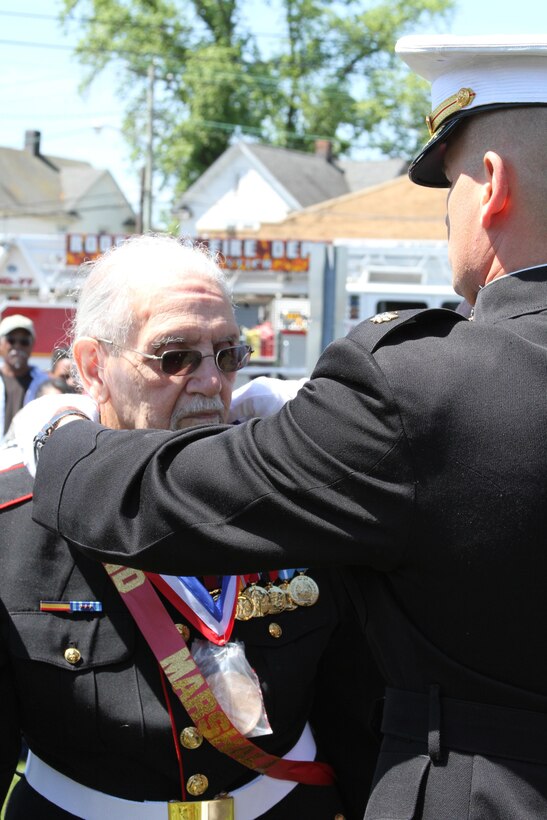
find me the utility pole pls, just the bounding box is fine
[142,62,155,232]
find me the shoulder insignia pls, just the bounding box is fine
[370,311,399,324]
[351,307,468,354]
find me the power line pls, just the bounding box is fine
[0,10,67,22]
[0,33,349,63]
[0,37,74,51]
[0,8,287,41]
[0,54,376,105]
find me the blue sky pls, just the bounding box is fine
[1,0,545,219]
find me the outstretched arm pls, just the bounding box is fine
[32,336,414,577]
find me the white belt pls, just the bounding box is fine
[25,723,316,820]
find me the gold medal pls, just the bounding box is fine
[288,574,319,607]
[266,583,286,615]
[235,594,254,621]
[242,584,270,617]
[278,580,298,610]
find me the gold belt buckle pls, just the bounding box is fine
[168,796,235,820]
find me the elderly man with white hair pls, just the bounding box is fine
[0,235,382,820]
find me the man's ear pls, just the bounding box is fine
[480,151,509,228]
[73,337,110,403]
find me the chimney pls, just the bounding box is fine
[315,139,333,163]
[24,130,41,156]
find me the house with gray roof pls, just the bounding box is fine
[173,140,408,238]
[0,130,136,235]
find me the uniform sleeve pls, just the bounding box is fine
[32,335,416,576]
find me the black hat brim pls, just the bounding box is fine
[409,102,547,187]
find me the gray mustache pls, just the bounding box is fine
[170,396,226,430]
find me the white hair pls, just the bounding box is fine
[72,234,232,347]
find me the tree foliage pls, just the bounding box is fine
[61,0,454,197]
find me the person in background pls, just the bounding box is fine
[30,36,547,819]
[35,377,78,398]
[0,314,48,440]
[49,347,80,391]
[0,235,382,820]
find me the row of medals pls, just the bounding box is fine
[231,573,320,621]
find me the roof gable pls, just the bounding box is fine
[59,166,106,211]
[244,143,348,207]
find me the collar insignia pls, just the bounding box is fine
[370,311,399,324]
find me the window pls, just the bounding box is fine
[349,294,360,320]
[376,300,428,313]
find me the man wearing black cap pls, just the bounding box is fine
[30,35,547,819]
[0,314,48,441]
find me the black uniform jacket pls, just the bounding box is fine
[0,467,382,819]
[33,267,547,819]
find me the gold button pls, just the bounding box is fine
[268,622,282,638]
[175,623,190,641]
[180,726,203,749]
[64,647,81,665]
[186,773,208,796]
[456,87,474,108]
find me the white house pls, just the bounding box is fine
[173,140,408,237]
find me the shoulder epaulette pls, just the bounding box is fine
[0,461,34,510]
[350,307,467,354]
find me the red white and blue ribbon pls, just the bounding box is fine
[147,573,240,645]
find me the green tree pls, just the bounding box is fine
[61,0,454,197]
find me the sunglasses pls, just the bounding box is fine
[98,338,253,376]
[5,335,32,346]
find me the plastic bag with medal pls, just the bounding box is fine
[191,639,273,738]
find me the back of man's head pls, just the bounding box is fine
[73,234,231,348]
[454,106,547,233]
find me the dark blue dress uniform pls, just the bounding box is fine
[0,465,383,819]
[33,267,547,818]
